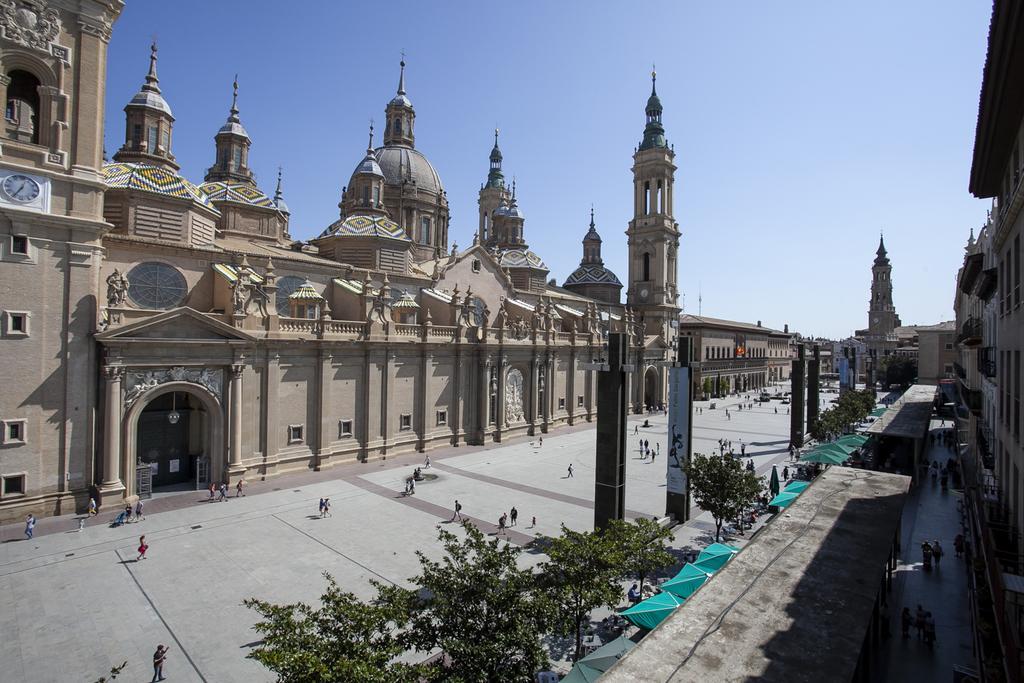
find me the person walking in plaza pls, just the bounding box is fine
[323,498,332,517]
[319,497,326,518]
[924,612,936,647]
[451,499,463,522]
[531,515,537,528]
[137,535,149,561]
[151,644,169,682]
[134,499,145,522]
[915,605,926,639]
[510,506,518,526]
[651,448,656,463]
[932,539,943,566]
[235,478,245,497]
[539,436,543,447]
[424,455,431,468]
[567,463,574,478]
[24,514,35,540]
[218,482,229,501]
[498,513,507,536]
[208,482,216,502]
[921,541,933,570]
[88,497,98,516]
[954,533,964,558]
[124,503,134,523]
[900,607,912,639]
[782,465,789,481]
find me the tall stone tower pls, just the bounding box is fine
[626,70,680,343]
[868,234,900,336]
[477,128,508,244]
[0,0,123,521]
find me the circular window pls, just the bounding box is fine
[276,276,305,315]
[127,262,187,310]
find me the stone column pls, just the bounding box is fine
[595,333,629,529]
[806,345,821,432]
[478,356,491,443]
[567,346,577,425]
[100,365,125,494]
[496,356,507,442]
[419,350,431,451]
[229,364,244,475]
[530,356,540,435]
[452,346,463,446]
[790,346,806,448]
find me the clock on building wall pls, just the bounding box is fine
[872,317,879,324]
[0,168,50,212]
[639,287,649,301]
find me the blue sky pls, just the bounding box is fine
[104,1,992,339]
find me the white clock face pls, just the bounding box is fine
[640,288,649,299]
[3,174,40,203]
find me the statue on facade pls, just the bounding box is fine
[105,269,129,307]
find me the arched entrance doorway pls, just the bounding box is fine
[125,383,224,497]
[643,366,660,410]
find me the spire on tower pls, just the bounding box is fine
[228,75,239,122]
[397,50,406,95]
[144,41,161,93]
[486,127,504,188]
[639,66,667,151]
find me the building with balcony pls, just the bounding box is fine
[959,0,1024,677]
[677,315,793,398]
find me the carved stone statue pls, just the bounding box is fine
[505,368,525,425]
[105,269,129,307]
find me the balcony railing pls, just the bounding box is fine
[958,316,983,346]
[980,346,997,378]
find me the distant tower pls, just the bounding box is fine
[113,43,178,170]
[563,208,623,304]
[478,128,508,243]
[204,77,254,184]
[868,234,900,336]
[626,69,680,342]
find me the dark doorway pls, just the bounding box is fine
[136,391,204,488]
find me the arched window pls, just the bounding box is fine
[643,181,650,214]
[420,217,431,245]
[275,276,305,316]
[642,252,651,281]
[127,262,188,310]
[394,117,402,135]
[6,70,41,144]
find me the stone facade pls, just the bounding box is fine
[0,5,680,521]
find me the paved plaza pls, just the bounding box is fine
[0,385,811,682]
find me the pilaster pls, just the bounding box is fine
[100,365,125,494]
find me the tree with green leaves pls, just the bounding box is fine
[879,355,917,388]
[540,524,623,663]
[399,523,550,682]
[244,573,417,683]
[684,452,762,541]
[702,376,713,399]
[607,517,676,596]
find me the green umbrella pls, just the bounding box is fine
[692,553,732,573]
[769,491,799,507]
[769,465,781,497]
[838,434,869,447]
[700,542,740,556]
[800,449,847,465]
[561,662,604,683]
[621,591,684,630]
[824,441,858,455]
[784,480,809,493]
[578,635,636,671]
[661,563,713,600]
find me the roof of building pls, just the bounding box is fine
[103,162,216,210]
[198,181,275,208]
[374,145,444,195]
[498,248,547,270]
[318,214,410,242]
[866,384,936,439]
[915,320,957,333]
[678,314,784,335]
[602,467,910,682]
[564,264,622,287]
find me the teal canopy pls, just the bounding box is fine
[621,591,684,630]
[838,434,869,447]
[823,441,858,455]
[700,542,740,556]
[870,406,887,417]
[769,491,799,507]
[783,480,809,493]
[661,563,713,600]
[692,553,731,573]
[562,636,636,682]
[800,449,848,465]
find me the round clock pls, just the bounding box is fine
[640,288,649,299]
[3,174,40,203]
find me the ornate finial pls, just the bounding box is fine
[265,256,275,275]
[143,41,161,93]
[512,177,517,199]
[274,166,283,201]
[651,63,657,94]
[227,75,239,122]
[367,119,375,153]
[397,52,406,95]
[495,128,499,146]
[590,204,595,228]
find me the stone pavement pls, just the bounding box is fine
[878,418,976,680]
[0,383,805,682]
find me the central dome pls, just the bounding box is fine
[373,146,444,195]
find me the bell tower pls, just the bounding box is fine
[868,233,900,335]
[626,69,680,342]
[204,77,254,184]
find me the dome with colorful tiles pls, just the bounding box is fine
[564,263,622,287]
[498,248,546,270]
[199,181,275,208]
[318,214,410,241]
[103,162,216,210]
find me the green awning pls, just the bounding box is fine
[661,563,713,600]
[800,450,848,465]
[870,407,887,417]
[784,480,810,493]
[700,542,740,557]
[837,434,869,447]
[621,591,684,630]
[561,662,604,683]
[769,491,799,507]
[692,553,731,573]
[578,635,635,671]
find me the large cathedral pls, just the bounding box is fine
[0,1,681,520]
